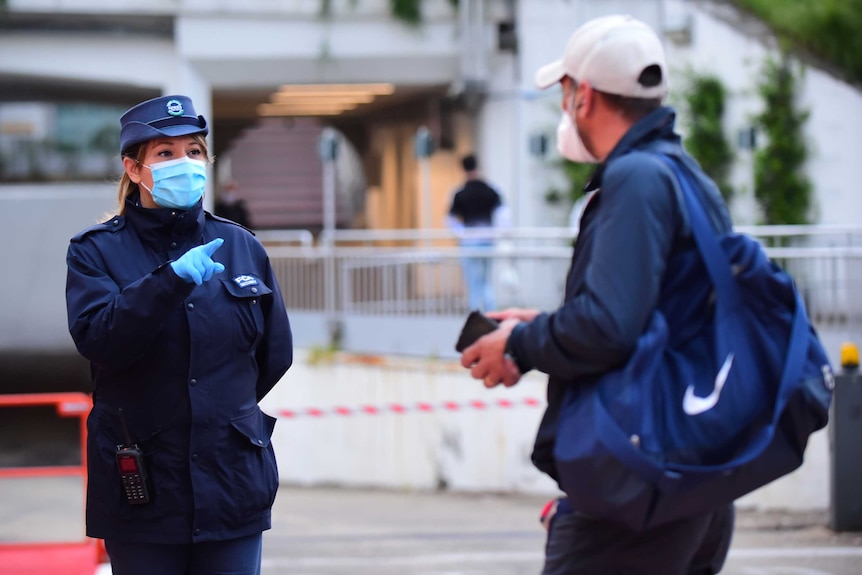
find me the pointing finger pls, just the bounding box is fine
[201,238,224,257]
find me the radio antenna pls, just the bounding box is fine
[117,408,134,446]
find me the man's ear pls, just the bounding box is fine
[122,157,141,184]
[577,82,596,115]
[561,79,576,113]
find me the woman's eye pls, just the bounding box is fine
[157,150,173,158]
[188,149,202,158]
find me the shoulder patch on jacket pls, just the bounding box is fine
[205,211,255,235]
[70,216,126,243]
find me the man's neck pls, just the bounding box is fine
[593,115,635,162]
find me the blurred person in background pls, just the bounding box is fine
[446,153,511,311]
[458,15,735,575]
[215,180,252,228]
[65,94,293,575]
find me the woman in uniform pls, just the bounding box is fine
[65,94,293,575]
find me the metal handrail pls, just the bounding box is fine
[0,392,91,479]
[319,227,577,244]
[0,392,103,574]
[251,229,315,248]
[260,225,862,325]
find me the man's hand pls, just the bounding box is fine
[170,238,225,285]
[460,317,523,388]
[487,307,540,323]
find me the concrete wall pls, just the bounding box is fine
[262,348,834,511]
[5,0,859,230]
[262,350,557,494]
[0,184,116,352]
[503,0,862,228]
[664,0,862,226]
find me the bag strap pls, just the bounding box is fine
[658,154,813,422]
[594,154,824,480]
[592,156,820,480]
[657,155,740,309]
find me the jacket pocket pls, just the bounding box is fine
[219,275,272,352]
[228,407,279,517]
[87,406,166,523]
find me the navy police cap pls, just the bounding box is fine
[119,94,208,155]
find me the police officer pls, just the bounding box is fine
[65,95,293,575]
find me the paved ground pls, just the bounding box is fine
[2,405,861,574]
[262,486,862,575]
[4,476,860,575]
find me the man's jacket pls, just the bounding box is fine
[505,107,733,482]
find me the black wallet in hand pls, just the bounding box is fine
[455,311,499,352]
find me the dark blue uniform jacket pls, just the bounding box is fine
[506,107,733,484]
[65,194,293,543]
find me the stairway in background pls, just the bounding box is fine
[225,118,351,230]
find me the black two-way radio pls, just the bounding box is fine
[115,408,150,505]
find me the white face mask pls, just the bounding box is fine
[556,111,597,164]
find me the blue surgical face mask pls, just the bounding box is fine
[140,156,207,209]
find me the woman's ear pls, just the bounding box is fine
[122,157,141,184]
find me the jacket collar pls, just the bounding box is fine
[585,106,681,192]
[124,192,206,246]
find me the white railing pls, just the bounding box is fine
[262,226,862,327]
[7,0,457,18]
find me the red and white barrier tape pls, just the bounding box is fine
[278,397,544,418]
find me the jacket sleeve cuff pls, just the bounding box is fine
[505,323,533,374]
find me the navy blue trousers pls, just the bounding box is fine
[542,501,735,575]
[105,533,262,575]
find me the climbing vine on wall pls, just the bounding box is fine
[320,0,458,25]
[681,73,734,202]
[560,160,595,204]
[390,0,422,25]
[730,0,862,86]
[753,55,812,225]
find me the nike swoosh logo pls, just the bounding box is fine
[683,353,734,416]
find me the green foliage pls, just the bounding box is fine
[320,0,456,25]
[89,125,120,154]
[390,0,422,25]
[681,74,734,202]
[560,160,595,204]
[730,0,862,85]
[752,55,812,225]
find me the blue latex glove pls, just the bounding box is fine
[170,238,225,285]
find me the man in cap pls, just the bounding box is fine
[458,15,735,574]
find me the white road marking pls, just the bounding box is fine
[729,547,862,559]
[261,547,862,568]
[739,568,834,575]
[262,551,542,568]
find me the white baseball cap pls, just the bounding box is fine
[535,15,667,99]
